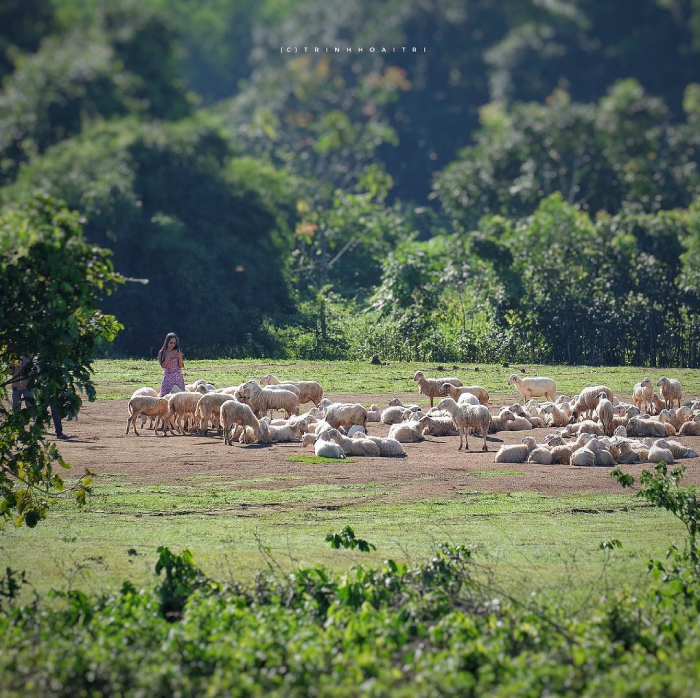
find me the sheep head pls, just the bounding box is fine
[507,374,520,386]
[412,371,425,382]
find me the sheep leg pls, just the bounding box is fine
[481,430,488,452]
[457,427,463,450]
[464,427,470,452]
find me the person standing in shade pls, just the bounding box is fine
[9,355,33,412]
[158,332,185,396]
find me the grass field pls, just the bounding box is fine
[91,358,700,400]
[2,360,698,607]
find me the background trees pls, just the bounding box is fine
[1,0,699,365]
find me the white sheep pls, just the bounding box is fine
[412,371,463,408]
[356,433,407,457]
[626,417,668,438]
[507,375,556,402]
[324,403,368,431]
[660,439,698,460]
[387,423,424,443]
[167,391,202,434]
[314,432,346,459]
[658,407,692,432]
[381,406,410,425]
[259,374,325,406]
[595,393,614,437]
[240,380,300,419]
[126,396,170,436]
[571,386,614,421]
[488,409,516,433]
[541,403,570,428]
[220,400,261,445]
[366,405,381,422]
[258,420,302,443]
[194,393,232,435]
[325,428,381,457]
[435,397,490,452]
[633,378,654,413]
[648,441,674,464]
[494,436,537,463]
[679,420,700,436]
[185,379,207,392]
[439,383,489,405]
[528,447,553,465]
[387,398,422,411]
[416,414,459,437]
[657,377,682,409]
[131,387,158,428]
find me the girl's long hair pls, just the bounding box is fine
[157,333,180,364]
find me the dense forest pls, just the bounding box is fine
[1,0,699,365]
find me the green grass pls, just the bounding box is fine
[287,455,357,464]
[92,359,700,400]
[1,480,686,606]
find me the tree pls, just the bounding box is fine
[0,2,192,185]
[434,81,700,230]
[2,116,298,357]
[0,194,123,527]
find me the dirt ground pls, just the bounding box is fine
[48,393,700,499]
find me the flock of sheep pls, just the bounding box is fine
[124,369,700,466]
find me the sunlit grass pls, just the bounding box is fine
[92,359,700,401]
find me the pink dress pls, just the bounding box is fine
[159,353,185,396]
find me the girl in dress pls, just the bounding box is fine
[157,332,185,396]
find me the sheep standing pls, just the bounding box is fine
[633,378,654,413]
[220,400,261,445]
[259,374,324,406]
[571,386,614,421]
[126,396,170,436]
[440,383,489,405]
[240,381,299,419]
[324,403,368,431]
[412,371,463,408]
[657,377,682,409]
[507,375,556,402]
[167,391,202,434]
[595,393,614,437]
[195,393,232,435]
[435,397,490,452]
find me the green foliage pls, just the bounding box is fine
[3,510,700,694]
[0,194,122,526]
[0,2,191,184]
[325,525,376,553]
[155,546,214,620]
[3,117,298,357]
[435,81,700,228]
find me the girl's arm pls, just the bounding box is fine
[160,352,169,369]
[178,352,184,369]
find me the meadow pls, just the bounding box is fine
[3,360,699,606]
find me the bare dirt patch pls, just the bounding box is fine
[49,397,700,500]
